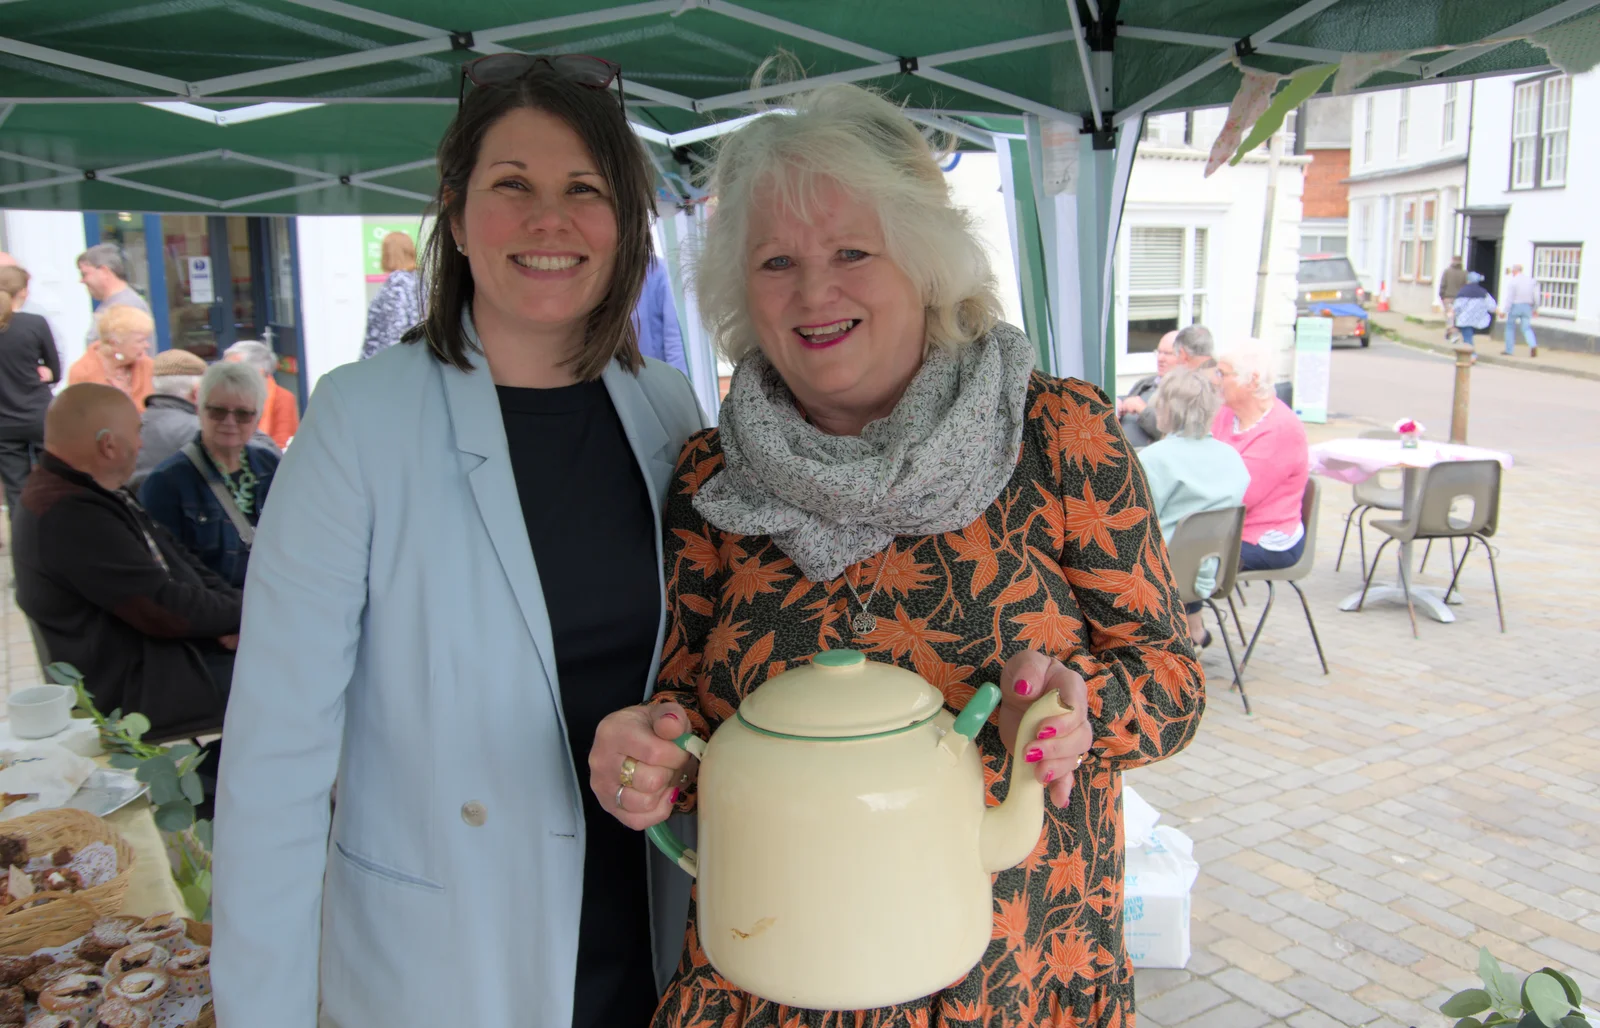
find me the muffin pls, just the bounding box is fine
[75,918,141,965]
[37,974,105,1019]
[81,1001,149,1028]
[0,984,23,1028]
[0,955,53,988]
[124,914,182,947]
[103,972,166,1010]
[163,947,210,997]
[23,1013,80,1028]
[102,945,167,979]
[21,961,95,1001]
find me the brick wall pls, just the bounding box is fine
[1303,149,1350,219]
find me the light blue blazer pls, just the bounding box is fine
[211,337,705,1028]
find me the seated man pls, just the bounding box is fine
[12,384,240,741]
[1117,329,1177,448]
[133,348,277,492]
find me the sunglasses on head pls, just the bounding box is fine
[458,53,624,109]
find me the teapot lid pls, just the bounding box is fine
[737,649,945,740]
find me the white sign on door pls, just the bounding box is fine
[187,256,215,305]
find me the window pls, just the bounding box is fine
[1361,96,1375,165]
[1398,199,1417,280]
[1125,226,1208,355]
[1532,244,1581,316]
[1396,89,1410,156]
[1417,198,1437,282]
[1511,74,1572,189]
[1442,83,1458,145]
[1357,201,1374,272]
[1140,113,1189,147]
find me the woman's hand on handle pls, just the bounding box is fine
[997,650,1093,809]
[589,701,697,831]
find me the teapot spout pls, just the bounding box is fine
[980,690,1067,872]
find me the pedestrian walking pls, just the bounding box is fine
[1439,255,1467,342]
[1452,272,1496,361]
[360,232,423,360]
[77,243,151,346]
[1502,263,1539,357]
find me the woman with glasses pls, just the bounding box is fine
[211,54,703,1028]
[140,360,280,589]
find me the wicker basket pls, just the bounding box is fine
[0,807,136,954]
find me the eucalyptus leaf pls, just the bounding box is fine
[149,777,183,806]
[1455,1018,1485,1028]
[118,712,151,741]
[181,883,209,920]
[1497,971,1526,1016]
[1481,947,1506,990]
[1558,1015,1590,1028]
[106,754,142,770]
[136,759,177,785]
[193,819,213,850]
[1526,973,1573,1027]
[1229,63,1336,166]
[197,868,212,892]
[1446,990,1494,1017]
[155,800,196,833]
[1539,969,1583,1008]
[165,743,199,761]
[180,771,204,805]
[45,662,83,687]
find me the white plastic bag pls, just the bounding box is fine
[1124,824,1200,969]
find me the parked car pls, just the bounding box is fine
[1297,254,1369,347]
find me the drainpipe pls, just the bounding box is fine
[1250,128,1284,339]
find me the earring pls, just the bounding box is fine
[455,244,466,255]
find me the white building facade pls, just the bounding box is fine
[1112,109,1308,393]
[1345,83,1469,318]
[1462,69,1595,352]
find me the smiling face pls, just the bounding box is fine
[452,107,618,352]
[201,387,261,452]
[745,177,926,429]
[1213,358,1253,410]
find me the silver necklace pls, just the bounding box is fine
[842,551,891,635]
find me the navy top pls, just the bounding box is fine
[498,379,661,1028]
[140,439,280,589]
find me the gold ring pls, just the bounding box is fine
[1074,755,1085,769]
[619,756,638,790]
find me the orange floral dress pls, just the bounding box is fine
[650,372,1206,1028]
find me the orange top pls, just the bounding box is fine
[67,351,155,408]
[260,378,300,448]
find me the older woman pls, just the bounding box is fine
[361,230,424,361]
[223,340,298,448]
[592,84,1204,1028]
[67,304,155,407]
[1138,368,1249,646]
[211,54,703,1028]
[1212,341,1309,572]
[140,361,280,589]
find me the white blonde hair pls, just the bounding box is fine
[1152,367,1219,439]
[1218,339,1278,402]
[693,82,1003,363]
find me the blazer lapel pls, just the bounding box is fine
[602,361,673,513]
[439,350,563,701]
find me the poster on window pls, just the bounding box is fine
[1292,317,1332,423]
[186,256,214,305]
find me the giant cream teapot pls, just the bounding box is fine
[646,648,1065,1010]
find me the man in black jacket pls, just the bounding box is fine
[13,383,240,741]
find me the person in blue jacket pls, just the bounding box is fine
[633,254,688,375]
[140,360,279,589]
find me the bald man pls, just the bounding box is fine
[12,384,240,741]
[1117,329,1179,448]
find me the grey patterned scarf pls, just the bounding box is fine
[694,323,1036,582]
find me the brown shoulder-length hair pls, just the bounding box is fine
[404,70,654,380]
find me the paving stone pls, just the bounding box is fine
[1280,975,1382,1025]
[1267,890,1348,930]
[1278,945,1370,991]
[1133,968,1193,999]
[1337,920,1427,966]
[1286,1010,1346,1028]
[1209,967,1306,1018]
[1170,1000,1274,1028]
[1135,980,1231,1026]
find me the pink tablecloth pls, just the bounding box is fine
[1309,438,1515,484]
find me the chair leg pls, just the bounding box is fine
[1357,507,1370,578]
[1478,534,1506,633]
[1419,539,1433,574]
[1335,504,1365,572]
[1399,545,1419,639]
[1226,594,1247,646]
[1442,537,1472,604]
[1205,599,1249,714]
[1239,581,1277,678]
[1354,538,1394,612]
[1289,581,1329,675]
[1235,584,1247,607]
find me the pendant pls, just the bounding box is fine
[852,612,877,635]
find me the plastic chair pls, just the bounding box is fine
[1334,428,1405,576]
[1235,478,1329,678]
[1166,505,1251,713]
[1357,459,1505,636]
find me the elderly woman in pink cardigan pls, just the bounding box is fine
[1211,340,1309,571]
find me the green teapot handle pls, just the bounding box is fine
[643,732,705,877]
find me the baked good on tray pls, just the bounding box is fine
[0,956,52,989]
[81,1000,150,1028]
[75,919,141,966]
[163,947,209,998]
[21,962,95,1002]
[36,973,105,1020]
[101,945,167,980]
[103,972,166,1009]
[0,984,23,1028]
[124,915,181,947]
[23,1013,82,1028]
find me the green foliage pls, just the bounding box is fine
[48,663,213,921]
[1440,950,1589,1028]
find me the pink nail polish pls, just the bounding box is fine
[1044,769,1056,783]
[1014,678,1030,695]
[670,788,680,803]
[1025,747,1043,763]
[663,712,680,721]
[1037,726,1057,740]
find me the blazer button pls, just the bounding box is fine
[460,801,487,827]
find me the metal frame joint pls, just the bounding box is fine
[899,55,919,74]
[449,30,475,51]
[83,169,97,180]
[1234,36,1256,59]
